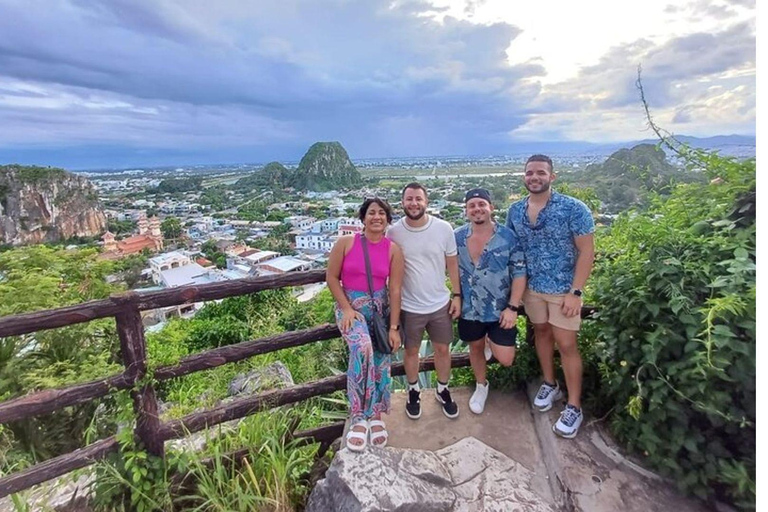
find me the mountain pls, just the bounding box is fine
[236,161,291,190]
[235,142,362,192]
[0,165,107,246]
[573,144,704,213]
[291,142,361,191]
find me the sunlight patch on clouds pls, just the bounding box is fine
[424,0,755,85]
[509,108,652,143]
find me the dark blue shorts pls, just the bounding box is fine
[458,318,518,347]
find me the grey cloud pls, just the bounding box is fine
[0,0,538,159]
[725,0,754,7]
[672,107,693,123]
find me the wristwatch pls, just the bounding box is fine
[571,289,583,297]
[505,304,521,312]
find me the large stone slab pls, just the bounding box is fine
[526,382,711,512]
[305,437,556,512]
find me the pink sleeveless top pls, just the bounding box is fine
[341,233,391,292]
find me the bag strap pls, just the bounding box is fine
[360,234,379,312]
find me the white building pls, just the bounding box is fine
[149,251,192,284]
[256,256,313,275]
[337,217,363,236]
[295,232,337,252]
[285,216,316,230]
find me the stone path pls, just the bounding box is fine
[309,386,710,512]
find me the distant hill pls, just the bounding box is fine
[237,142,361,192]
[291,142,361,191]
[0,164,106,245]
[236,161,291,190]
[571,144,705,213]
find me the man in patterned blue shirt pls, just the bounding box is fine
[455,188,527,414]
[506,155,595,439]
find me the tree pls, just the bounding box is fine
[161,217,183,240]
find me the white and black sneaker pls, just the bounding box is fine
[553,404,583,439]
[435,388,459,419]
[406,388,421,419]
[533,381,563,412]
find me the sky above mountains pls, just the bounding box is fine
[0,0,756,169]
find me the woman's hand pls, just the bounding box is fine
[388,329,401,352]
[340,307,363,332]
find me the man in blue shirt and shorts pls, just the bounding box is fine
[455,188,527,414]
[507,155,595,438]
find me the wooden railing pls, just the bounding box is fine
[0,269,595,498]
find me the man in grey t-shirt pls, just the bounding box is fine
[387,183,462,419]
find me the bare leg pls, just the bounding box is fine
[552,326,582,408]
[468,338,487,384]
[404,346,420,384]
[433,343,452,383]
[490,342,516,367]
[533,322,556,383]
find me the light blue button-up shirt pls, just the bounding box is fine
[506,191,595,294]
[455,223,526,322]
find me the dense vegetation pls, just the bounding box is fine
[590,147,755,507]
[152,178,203,194]
[1,164,68,185]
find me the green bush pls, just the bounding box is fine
[591,148,755,508]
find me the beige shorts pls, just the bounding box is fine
[523,290,582,331]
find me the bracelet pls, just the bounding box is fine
[506,304,521,313]
[452,293,461,298]
[389,325,400,331]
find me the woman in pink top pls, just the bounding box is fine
[326,197,404,451]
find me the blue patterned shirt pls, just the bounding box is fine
[506,191,594,294]
[455,223,527,322]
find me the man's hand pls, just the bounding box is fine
[388,329,402,351]
[561,293,582,318]
[499,308,518,329]
[448,296,461,319]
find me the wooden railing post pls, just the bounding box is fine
[114,294,164,459]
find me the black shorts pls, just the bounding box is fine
[458,318,518,347]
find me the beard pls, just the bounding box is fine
[404,207,426,221]
[525,180,551,194]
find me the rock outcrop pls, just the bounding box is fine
[0,165,106,246]
[291,141,361,191]
[228,361,295,396]
[306,436,556,512]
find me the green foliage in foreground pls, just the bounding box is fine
[591,148,755,508]
[0,246,123,468]
[89,403,320,512]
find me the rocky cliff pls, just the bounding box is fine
[291,142,361,191]
[0,165,107,246]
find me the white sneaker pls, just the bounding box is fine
[484,341,492,361]
[553,404,583,439]
[469,382,489,414]
[533,381,562,412]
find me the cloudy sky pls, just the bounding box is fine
[0,0,756,169]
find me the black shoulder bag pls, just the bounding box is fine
[360,236,393,354]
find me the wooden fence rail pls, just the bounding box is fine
[0,269,595,499]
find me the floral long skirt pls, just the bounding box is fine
[335,288,392,423]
